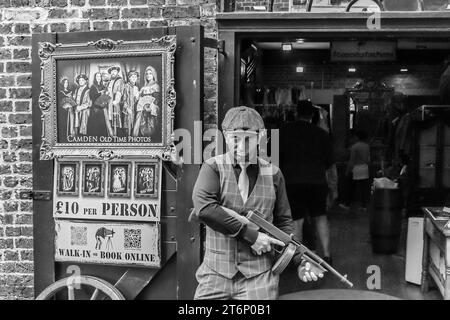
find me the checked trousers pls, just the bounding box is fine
[194,263,279,300]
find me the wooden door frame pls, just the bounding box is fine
[217,11,450,124]
[32,25,204,300]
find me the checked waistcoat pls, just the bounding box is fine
[202,153,278,279]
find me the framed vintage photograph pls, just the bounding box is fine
[82,162,105,197]
[107,162,131,198]
[56,161,80,196]
[38,36,176,160]
[134,161,160,199]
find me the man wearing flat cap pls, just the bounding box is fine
[73,74,90,135]
[191,106,324,300]
[107,65,125,136]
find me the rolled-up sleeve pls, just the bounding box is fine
[192,162,258,244]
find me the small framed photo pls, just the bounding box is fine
[82,162,105,197]
[134,162,159,198]
[57,161,79,196]
[107,162,131,198]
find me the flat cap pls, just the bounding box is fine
[221,106,265,132]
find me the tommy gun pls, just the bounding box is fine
[246,210,354,288]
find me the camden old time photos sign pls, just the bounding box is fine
[38,36,176,160]
[38,35,178,268]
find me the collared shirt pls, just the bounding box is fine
[192,159,293,246]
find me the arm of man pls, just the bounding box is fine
[192,162,259,244]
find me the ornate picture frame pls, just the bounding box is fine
[107,162,131,198]
[56,161,80,196]
[134,161,160,199]
[82,161,105,197]
[38,37,176,161]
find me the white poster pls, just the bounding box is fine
[55,220,161,268]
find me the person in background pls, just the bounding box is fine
[73,74,91,136]
[123,70,140,136]
[59,77,76,138]
[87,72,113,137]
[133,66,160,138]
[346,129,371,211]
[280,100,334,265]
[338,129,357,211]
[106,66,125,136]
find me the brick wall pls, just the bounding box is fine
[0,0,218,300]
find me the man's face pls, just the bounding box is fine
[129,74,138,84]
[78,78,86,87]
[102,73,110,85]
[224,130,260,164]
[110,69,118,79]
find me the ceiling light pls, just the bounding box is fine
[282,43,292,51]
[400,68,408,72]
[296,66,304,73]
[348,67,356,72]
[296,39,305,43]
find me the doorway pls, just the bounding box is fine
[217,12,450,299]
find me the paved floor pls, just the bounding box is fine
[278,207,442,300]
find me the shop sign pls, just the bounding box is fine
[55,219,161,268]
[37,36,176,160]
[331,41,396,62]
[53,159,161,222]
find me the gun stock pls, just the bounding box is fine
[246,211,353,288]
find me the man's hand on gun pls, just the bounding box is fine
[221,206,323,283]
[250,232,284,255]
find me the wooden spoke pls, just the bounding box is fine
[90,289,100,300]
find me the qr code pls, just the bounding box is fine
[124,228,141,250]
[71,226,87,246]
